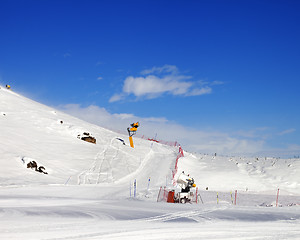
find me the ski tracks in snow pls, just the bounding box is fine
[77,138,140,185]
[135,206,226,223]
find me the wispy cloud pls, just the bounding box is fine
[278,128,296,136]
[211,80,224,85]
[122,75,193,97]
[185,87,212,96]
[140,64,179,75]
[235,127,270,139]
[109,65,216,102]
[109,94,123,103]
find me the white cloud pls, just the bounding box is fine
[97,77,103,81]
[255,144,300,158]
[59,104,268,156]
[235,127,270,139]
[111,65,217,101]
[278,128,296,136]
[211,81,224,85]
[140,65,179,75]
[113,113,135,120]
[122,75,193,98]
[109,94,124,103]
[185,87,212,96]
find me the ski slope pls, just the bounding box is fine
[0,85,299,239]
[0,86,176,189]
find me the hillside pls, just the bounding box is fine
[0,86,177,190]
[0,86,299,239]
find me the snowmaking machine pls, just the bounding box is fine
[174,172,196,203]
[127,122,139,148]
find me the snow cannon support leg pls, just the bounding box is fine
[129,136,134,148]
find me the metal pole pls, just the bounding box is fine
[276,188,280,207]
[134,179,137,198]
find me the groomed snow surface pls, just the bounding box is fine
[0,86,299,239]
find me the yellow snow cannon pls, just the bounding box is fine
[127,122,139,148]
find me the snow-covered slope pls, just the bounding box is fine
[1,85,299,194]
[0,86,176,191]
[0,86,299,239]
[179,152,300,195]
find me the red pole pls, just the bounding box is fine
[234,190,237,205]
[179,146,184,157]
[196,187,198,204]
[276,188,280,207]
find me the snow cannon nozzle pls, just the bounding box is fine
[127,121,140,148]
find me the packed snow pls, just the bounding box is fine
[0,85,299,239]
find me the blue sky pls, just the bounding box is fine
[1,0,300,157]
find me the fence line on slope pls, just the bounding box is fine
[140,135,180,147]
[172,146,184,186]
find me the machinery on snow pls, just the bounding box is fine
[174,172,196,203]
[163,172,196,204]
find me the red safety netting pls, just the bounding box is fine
[140,135,180,147]
[172,146,184,185]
